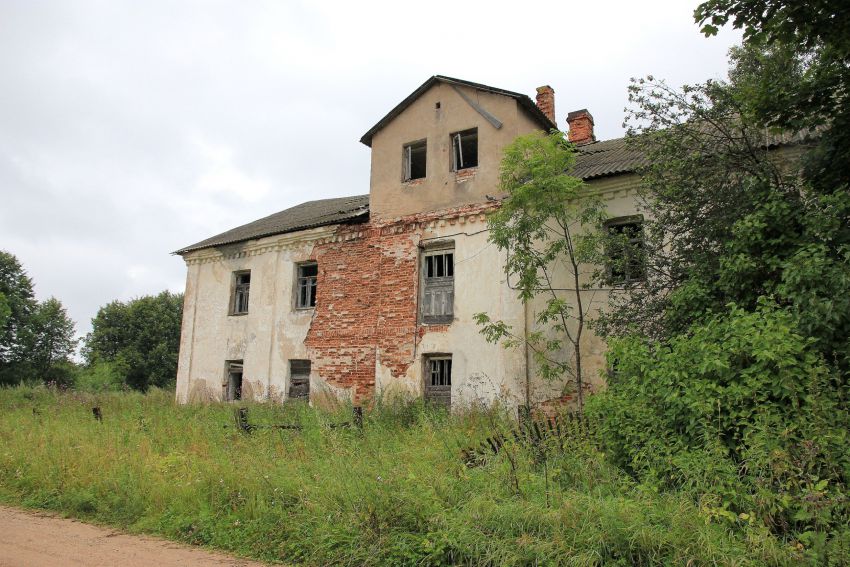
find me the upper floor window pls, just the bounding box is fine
[231,271,250,315]
[605,217,645,285]
[296,262,318,309]
[421,245,454,324]
[403,139,427,181]
[451,128,478,171]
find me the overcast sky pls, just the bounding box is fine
[0,0,741,342]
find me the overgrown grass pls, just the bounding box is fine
[0,386,795,565]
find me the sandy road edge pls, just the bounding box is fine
[0,504,278,567]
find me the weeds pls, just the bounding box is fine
[0,386,794,565]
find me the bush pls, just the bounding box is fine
[74,362,125,392]
[589,303,850,562]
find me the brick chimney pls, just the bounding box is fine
[535,85,556,127]
[567,109,595,145]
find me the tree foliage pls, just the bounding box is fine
[475,130,605,410]
[0,251,77,385]
[591,1,850,557]
[83,291,183,390]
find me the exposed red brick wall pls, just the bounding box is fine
[304,202,499,403]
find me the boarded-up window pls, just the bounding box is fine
[425,356,452,408]
[605,217,645,285]
[421,246,454,324]
[289,359,310,400]
[232,271,250,315]
[225,360,243,401]
[451,128,478,171]
[296,263,318,309]
[403,139,427,181]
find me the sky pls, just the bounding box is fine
[0,0,741,343]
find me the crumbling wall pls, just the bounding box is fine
[306,202,499,403]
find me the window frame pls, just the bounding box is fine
[419,243,455,325]
[224,360,243,402]
[230,270,251,315]
[295,262,318,310]
[604,215,645,286]
[402,138,427,182]
[450,128,478,172]
[424,354,452,408]
[288,359,311,400]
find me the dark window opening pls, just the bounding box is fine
[451,128,478,171]
[605,218,645,285]
[232,271,250,315]
[296,263,318,308]
[421,248,454,324]
[289,359,311,400]
[425,356,452,408]
[225,360,243,401]
[403,140,427,181]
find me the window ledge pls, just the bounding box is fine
[454,167,478,183]
[229,312,249,317]
[294,306,316,312]
[403,178,426,187]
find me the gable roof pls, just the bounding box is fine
[359,75,557,147]
[175,195,369,255]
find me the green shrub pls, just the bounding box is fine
[74,361,125,392]
[589,303,850,562]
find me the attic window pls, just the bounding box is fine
[403,139,427,181]
[451,128,478,171]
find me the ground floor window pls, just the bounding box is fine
[225,360,243,401]
[289,359,311,400]
[424,355,452,408]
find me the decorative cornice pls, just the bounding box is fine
[183,225,339,266]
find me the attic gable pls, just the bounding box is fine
[359,75,556,147]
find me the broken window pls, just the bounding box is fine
[225,360,243,401]
[451,128,478,171]
[420,246,454,324]
[424,355,452,408]
[605,217,645,285]
[232,271,250,315]
[296,262,318,309]
[289,359,310,400]
[403,139,427,181]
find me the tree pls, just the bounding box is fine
[595,44,850,372]
[26,297,78,384]
[0,251,78,384]
[83,291,183,390]
[0,251,37,383]
[589,4,850,557]
[474,130,605,411]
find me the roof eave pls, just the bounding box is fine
[359,75,556,147]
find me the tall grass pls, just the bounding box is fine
[0,387,793,565]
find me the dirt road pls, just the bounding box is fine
[0,506,272,567]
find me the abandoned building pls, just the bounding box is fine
[174,76,645,409]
